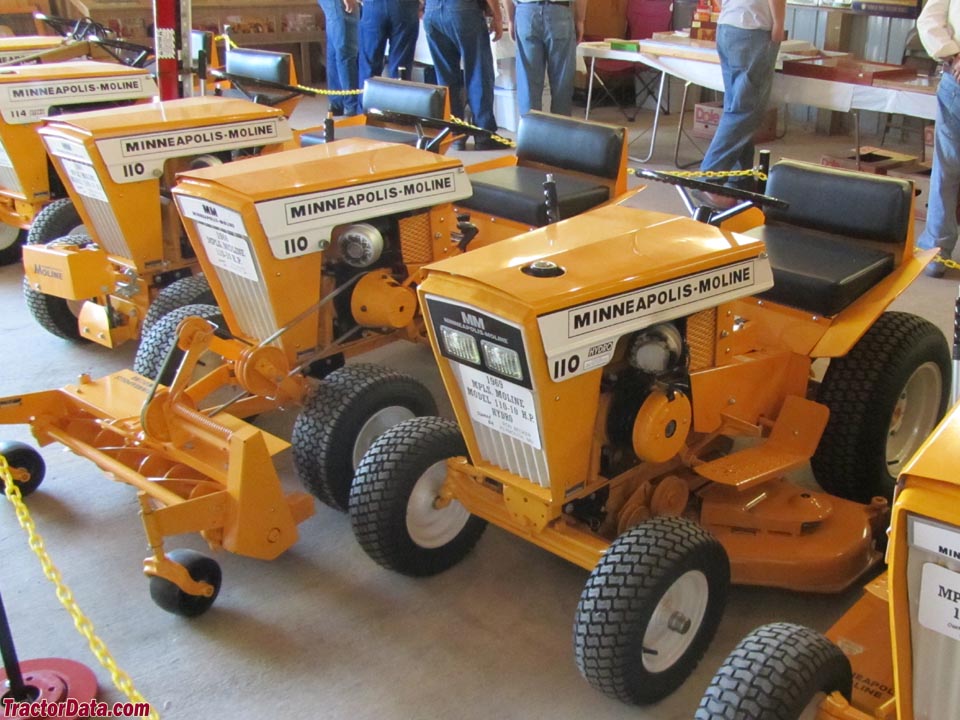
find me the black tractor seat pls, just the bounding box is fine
[301,77,448,148]
[743,160,912,317]
[459,111,626,227]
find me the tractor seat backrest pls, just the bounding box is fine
[362,77,447,119]
[763,160,912,244]
[516,111,625,180]
[745,161,913,317]
[191,30,213,67]
[225,48,292,86]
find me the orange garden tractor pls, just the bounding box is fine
[0,60,156,265]
[696,392,960,720]
[346,160,950,705]
[22,95,298,347]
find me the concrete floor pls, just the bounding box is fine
[0,96,955,720]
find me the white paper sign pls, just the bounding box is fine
[918,562,960,642]
[195,223,259,282]
[61,159,107,201]
[457,364,541,449]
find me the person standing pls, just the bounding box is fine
[319,0,361,116]
[917,0,960,277]
[699,0,785,191]
[358,0,421,83]
[507,0,586,117]
[424,0,502,148]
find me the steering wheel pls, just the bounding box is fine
[634,168,787,219]
[90,37,154,67]
[366,109,513,148]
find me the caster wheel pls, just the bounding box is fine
[149,549,222,617]
[0,441,45,498]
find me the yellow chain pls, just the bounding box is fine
[932,255,960,270]
[292,84,363,96]
[628,167,768,181]
[0,455,160,720]
[213,33,237,49]
[448,115,517,148]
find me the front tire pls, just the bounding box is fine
[22,236,93,341]
[0,225,26,266]
[149,549,222,617]
[140,275,216,337]
[812,312,949,502]
[695,623,852,720]
[134,303,224,383]
[349,417,486,576]
[25,198,85,246]
[574,517,730,705]
[293,364,437,512]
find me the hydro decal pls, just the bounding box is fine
[0,74,157,125]
[95,117,292,184]
[538,258,774,381]
[255,167,472,260]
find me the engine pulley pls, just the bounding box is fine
[629,323,684,376]
[336,223,384,268]
[631,388,691,463]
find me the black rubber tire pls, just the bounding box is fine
[695,622,853,720]
[22,235,93,341]
[293,364,438,512]
[25,198,83,246]
[0,441,45,498]
[349,416,487,577]
[574,516,730,705]
[0,226,26,266]
[811,312,950,502]
[133,304,224,384]
[149,548,222,617]
[140,275,216,337]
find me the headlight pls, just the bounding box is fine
[441,326,480,364]
[481,340,523,381]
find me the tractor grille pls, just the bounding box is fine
[0,137,22,195]
[399,212,432,265]
[449,359,551,489]
[686,307,716,371]
[906,514,960,719]
[208,233,280,344]
[77,194,131,258]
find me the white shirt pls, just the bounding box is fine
[718,0,773,31]
[918,0,960,60]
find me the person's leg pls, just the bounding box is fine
[319,0,344,113]
[425,1,466,120]
[455,0,497,131]
[514,3,546,116]
[358,0,388,85]
[700,25,777,186]
[340,6,361,114]
[386,0,420,79]
[918,72,960,261]
[543,3,576,116]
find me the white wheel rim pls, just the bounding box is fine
[799,692,827,719]
[886,361,942,474]
[406,459,469,549]
[66,223,87,237]
[352,406,416,468]
[0,223,19,250]
[641,570,709,674]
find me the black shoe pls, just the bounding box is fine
[451,137,467,151]
[924,253,946,278]
[473,135,505,151]
[330,107,344,117]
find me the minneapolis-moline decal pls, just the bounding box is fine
[0,74,157,125]
[538,257,774,381]
[94,117,292,184]
[254,167,472,260]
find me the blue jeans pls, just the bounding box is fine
[918,72,960,257]
[700,24,779,187]
[514,3,576,116]
[318,0,360,115]
[424,0,497,132]
[359,0,420,82]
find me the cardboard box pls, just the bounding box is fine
[888,162,932,220]
[493,87,550,133]
[691,101,777,143]
[819,146,917,174]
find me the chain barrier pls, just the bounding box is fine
[932,255,960,270]
[0,455,160,720]
[628,167,768,182]
[448,115,517,148]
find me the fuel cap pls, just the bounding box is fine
[522,260,565,278]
